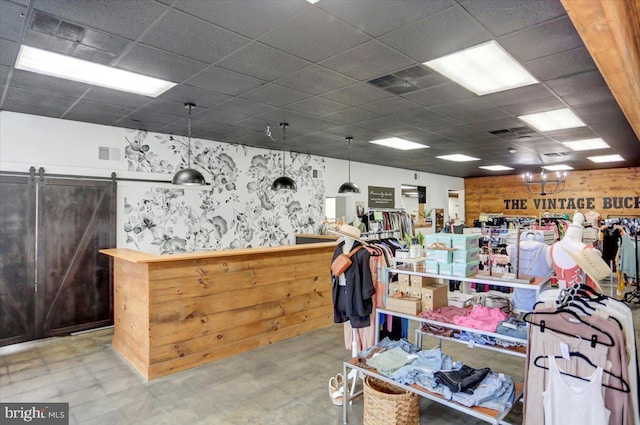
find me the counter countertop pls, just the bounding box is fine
[100,241,338,264]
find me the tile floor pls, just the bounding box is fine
[1,297,638,425]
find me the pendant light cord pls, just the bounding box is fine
[280,122,288,173]
[347,136,353,182]
[186,103,195,169]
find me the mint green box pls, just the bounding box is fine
[438,263,453,276]
[452,262,478,278]
[452,248,480,264]
[435,234,452,248]
[424,260,439,274]
[425,249,453,263]
[425,234,439,246]
[450,234,480,250]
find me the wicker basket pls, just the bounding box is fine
[363,376,420,425]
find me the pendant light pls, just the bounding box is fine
[338,136,360,193]
[271,122,297,191]
[172,103,206,186]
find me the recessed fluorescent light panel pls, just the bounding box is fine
[518,108,586,132]
[436,154,480,162]
[15,45,177,97]
[306,0,320,3]
[543,164,573,171]
[423,40,538,95]
[479,165,514,171]
[369,137,429,150]
[561,138,610,151]
[588,154,625,163]
[401,185,417,190]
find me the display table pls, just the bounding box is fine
[101,242,337,380]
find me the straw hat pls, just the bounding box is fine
[329,224,364,241]
[564,247,611,284]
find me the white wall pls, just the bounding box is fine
[1,111,465,247]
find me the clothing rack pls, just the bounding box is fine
[609,215,640,304]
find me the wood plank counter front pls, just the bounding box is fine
[100,242,337,380]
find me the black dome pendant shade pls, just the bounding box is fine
[338,136,360,193]
[172,103,206,186]
[271,122,297,192]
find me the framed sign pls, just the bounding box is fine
[368,186,395,208]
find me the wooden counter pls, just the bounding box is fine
[101,242,337,380]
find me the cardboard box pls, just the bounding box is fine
[386,296,422,315]
[452,262,479,277]
[448,292,475,308]
[451,234,480,250]
[397,273,410,285]
[452,248,480,264]
[424,260,439,274]
[410,275,440,287]
[389,282,411,296]
[425,249,453,263]
[421,283,448,311]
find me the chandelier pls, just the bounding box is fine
[522,168,567,196]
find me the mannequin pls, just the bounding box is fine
[508,231,552,311]
[548,212,598,290]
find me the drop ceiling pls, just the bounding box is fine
[1,0,639,178]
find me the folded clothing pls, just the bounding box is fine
[419,305,471,324]
[435,365,491,394]
[452,372,515,410]
[495,316,527,340]
[453,305,508,333]
[366,347,415,376]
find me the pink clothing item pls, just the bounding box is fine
[453,305,508,332]
[419,306,471,324]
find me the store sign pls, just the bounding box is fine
[368,186,395,208]
[502,196,640,210]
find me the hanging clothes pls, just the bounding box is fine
[601,225,624,268]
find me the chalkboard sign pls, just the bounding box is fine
[368,186,395,208]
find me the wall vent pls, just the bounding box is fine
[543,152,569,157]
[99,146,121,161]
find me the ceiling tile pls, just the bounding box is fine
[140,10,249,64]
[185,66,264,96]
[258,7,369,62]
[0,65,9,86]
[158,84,231,109]
[560,87,616,108]
[173,0,308,39]
[0,38,18,66]
[117,45,208,83]
[274,65,356,96]
[353,117,404,132]
[320,41,414,81]
[5,85,77,110]
[2,99,68,118]
[255,109,340,134]
[66,99,134,125]
[0,1,27,41]
[32,0,167,40]
[574,101,629,126]
[474,117,530,132]
[358,97,421,116]
[83,87,151,109]
[458,0,567,37]
[321,83,391,107]
[499,16,582,62]
[216,42,309,81]
[285,97,350,116]
[9,68,91,97]
[380,6,493,62]
[544,126,600,142]
[319,0,454,37]
[525,47,597,81]
[321,108,379,124]
[239,83,311,107]
[402,83,475,107]
[545,70,608,96]
[499,96,565,116]
[138,99,189,117]
[431,98,510,123]
[205,98,274,120]
[124,109,181,126]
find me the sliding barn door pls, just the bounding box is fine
[0,175,36,346]
[37,177,116,337]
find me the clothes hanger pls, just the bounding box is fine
[533,352,630,393]
[522,309,615,348]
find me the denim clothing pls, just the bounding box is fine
[478,375,514,412]
[454,331,496,346]
[365,347,414,376]
[452,372,514,409]
[365,337,421,354]
[496,317,528,340]
[435,365,491,394]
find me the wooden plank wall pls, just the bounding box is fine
[115,246,335,380]
[464,167,640,225]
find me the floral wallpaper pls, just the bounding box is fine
[120,130,325,254]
